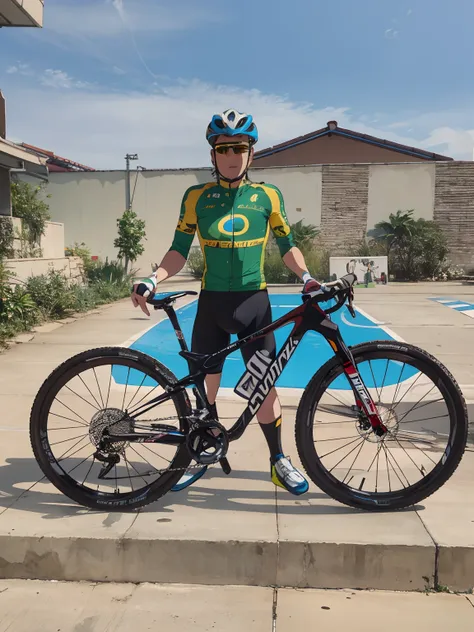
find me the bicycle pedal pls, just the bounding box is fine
[219,457,231,475]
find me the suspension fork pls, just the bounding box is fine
[324,323,388,435]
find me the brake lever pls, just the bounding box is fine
[347,288,356,319]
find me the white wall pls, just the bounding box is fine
[367,163,435,229]
[45,163,439,275]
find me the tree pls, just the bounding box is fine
[114,209,146,273]
[290,219,320,250]
[11,180,51,249]
[368,210,416,255]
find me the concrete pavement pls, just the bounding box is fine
[0,580,473,631]
[0,280,472,591]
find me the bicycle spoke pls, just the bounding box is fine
[92,367,105,409]
[122,367,131,411]
[123,454,134,491]
[391,363,406,409]
[128,445,161,477]
[50,412,88,428]
[65,384,100,412]
[400,413,449,425]
[393,436,438,465]
[138,441,172,465]
[379,358,390,400]
[319,435,364,460]
[123,453,150,487]
[318,405,357,419]
[325,390,355,414]
[126,371,148,410]
[128,383,161,414]
[65,451,96,477]
[57,435,91,462]
[383,443,410,488]
[342,439,366,484]
[105,366,113,408]
[375,445,381,492]
[82,456,96,486]
[369,360,381,403]
[383,443,392,492]
[55,398,89,425]
[314,434,359,443]
[389,433,427,476]
[77,374,102,409]
[50,432,89,447]
[391,370,423,412]
[397,393,442,424]
[329,438,365,474]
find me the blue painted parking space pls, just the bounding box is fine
[119,293,415,390]
[428,296,474,318]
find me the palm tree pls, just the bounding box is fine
[368,210,416,255]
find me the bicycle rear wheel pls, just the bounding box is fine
[30,347,192,511]
[295,340,468,511]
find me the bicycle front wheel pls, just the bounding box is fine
[30,347,192,511]
[295,340,468,511]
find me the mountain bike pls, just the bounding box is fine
[29,275,469,512]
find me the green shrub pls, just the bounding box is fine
[0,217,14,259]
[25,269,77,318]
[0,285,39,327]
[86,257,132,285]
[11,180,51,247]
[187,248,205,279]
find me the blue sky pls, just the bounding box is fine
[1,0,473,168]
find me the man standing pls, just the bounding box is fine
[132,109,323,495]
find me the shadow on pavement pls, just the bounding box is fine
[0,457,422,520]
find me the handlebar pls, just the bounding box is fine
[303,273,357,318]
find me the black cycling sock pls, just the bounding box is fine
[259,416,283,463]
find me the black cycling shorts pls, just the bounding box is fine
[191,289,276,374]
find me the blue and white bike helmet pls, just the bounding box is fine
[206,109,258,146]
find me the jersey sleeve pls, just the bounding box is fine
[266,185,294,256]
[168,187,199,259]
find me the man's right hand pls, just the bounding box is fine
[131,276,157,317]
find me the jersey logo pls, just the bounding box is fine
[217,214,250,236]
[207,193,221,199]
[250,194,259,203]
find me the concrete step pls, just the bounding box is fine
[0,580,473,632]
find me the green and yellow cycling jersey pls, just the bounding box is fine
[169,179,295,292]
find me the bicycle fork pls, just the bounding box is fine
[327,330,388,436]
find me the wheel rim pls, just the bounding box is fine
[310,350,458,499]
[36,356,188,502]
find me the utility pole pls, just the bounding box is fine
[124,153,138,210]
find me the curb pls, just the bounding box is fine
[0,535,470,592]
[1,534,471,592]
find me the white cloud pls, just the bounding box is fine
[3,79,474,169]
[384,28,399,39]
[6,63,31,76]
[40,69,89,90]
[407,9,413,16]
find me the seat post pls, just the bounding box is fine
[163,304,189,352]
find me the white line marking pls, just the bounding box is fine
[341,311,384,329]
[448,303,472,309]
[436,299,457,304]
[353,305,406,342]
[460,310,474,318]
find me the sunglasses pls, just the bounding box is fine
[214,144,250,155]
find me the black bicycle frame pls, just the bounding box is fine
[104,294,387,448]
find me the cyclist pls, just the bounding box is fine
[132,109,325,495]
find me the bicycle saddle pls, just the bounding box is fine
[149,291,198,309]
